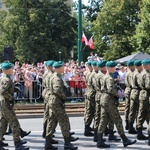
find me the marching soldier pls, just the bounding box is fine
[84,61,94,136]
[93,61,107,142]
[0,62,29,150]
[128,60,143,134]
[97,61,136,148]
[44,61,77,150]
[136,59,150,141]
[42,60,56,138]
[124,60,135,130]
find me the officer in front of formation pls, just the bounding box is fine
[97,61,136,148]
[0,62,29,150]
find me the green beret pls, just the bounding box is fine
[86,61,92,66]
[106,61,117,67]
[97,60,107,68]
[126,60,134,66]
[141,59,150,65]
[1,62,14,70]
[134,60,141,66]
[53,61,64,68]
[91,61,97,66]
[46,60,55,67]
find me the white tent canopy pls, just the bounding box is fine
[115,52,150,63]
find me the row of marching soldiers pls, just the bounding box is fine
[42,60,78,150]
[83,59,150,148]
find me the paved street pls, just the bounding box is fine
[3,115,150,150]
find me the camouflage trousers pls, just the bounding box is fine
[84,98,95,126]
[136,100,149,129]
[129,89,139,123]
[94,93,114,130]
[46,103,70,138]
[0,100,20,142]
[43,102,49,126]
[124,87,131,121]
[98,94,124,135]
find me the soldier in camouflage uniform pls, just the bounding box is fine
[124,60,135,130]
[84,61,94,136]
[0,62,29,150]
[97,61,136,148]
[136,60,150,141]
[42,60,56,138]
[93,61,106,142]
[128,60,143,134]
[44,61,77,150]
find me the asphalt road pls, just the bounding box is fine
[2,115,150,150]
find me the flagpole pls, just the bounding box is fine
[77,0,82,66]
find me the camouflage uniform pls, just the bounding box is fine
[98,73,124,136]
[84,70,96,127]
[129,69,141,124]
[0,73,20,142]
[137,69,150,129]
[124,69,133,126]
[46,72,70,138]
[42,71,49,128]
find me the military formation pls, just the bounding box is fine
[0,59,150,150]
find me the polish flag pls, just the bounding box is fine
[81,33,89,45]
[88,36,95,50]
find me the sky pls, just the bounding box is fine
[74,0,89,5]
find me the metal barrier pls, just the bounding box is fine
[65,80,86,102]
[14,80,86,103]
[14,80,42,103]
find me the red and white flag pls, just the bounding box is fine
[88,36,95,50]
[81,32,89,46]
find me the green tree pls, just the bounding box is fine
[132,0,150,54]
[91,0,140,60]
[0,0,77,63]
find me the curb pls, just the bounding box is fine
[17,111,124,119]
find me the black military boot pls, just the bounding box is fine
[97,133,110,148]
[64,137,78,150]
[14,140,29,150]
[120,134,136,147]
[45,136,58,150]
[20,128,31,138]
[93,129,98,142]
[51,138,59,144]
[125,120,129,130]
[148,135,150,146]
[70,132,75,136]
[42,124,46,138]
[84,125,94,136]
[70,136,79,142]
[108,129,121,141]
[128,122,137,134]
[0,141,8,146]
[137,128,148,140]
[104,126,109,136]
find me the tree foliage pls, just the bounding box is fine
[132,0,150,54]
[91,0,141,60]
[0,0,77,63]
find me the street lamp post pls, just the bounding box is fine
[77,0,82,66]
[59,52,61,61]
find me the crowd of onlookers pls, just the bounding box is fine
[0,55,127,103]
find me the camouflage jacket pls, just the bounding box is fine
[0,73,14,103]
[49,72,66,102]
[130,69,141,90]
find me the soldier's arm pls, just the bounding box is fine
[52,77,66,99]
[106,78,118,97]
[0,78,14,100]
